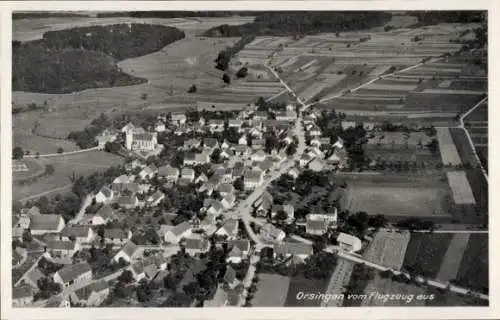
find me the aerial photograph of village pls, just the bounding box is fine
[10,10,488,308]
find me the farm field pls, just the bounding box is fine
[436,127,462,166]
[253,273,291,307]
[454,234,488,294]
[435,233,471,283]
[363,230,411,270]
[284,277,328,307]
[361,274,426,306]
[463,101,488,172]
[13,151,124,201]
[341,182,449,219]
[401,233,453,278]
[13,158,46,182]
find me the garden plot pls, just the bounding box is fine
[446,171,476,205]
[438,80,453,88]
[293,59,318,73]
[363,230,411,270]
[277,56,300,69]
[421,89,485,95]
[448,80,487,92]
[436,128,462,166]
[367,65,393,77]
[253,273,291,307]
[455,234,488,294]
[297,82,329,103]
[367,132,432,148]
[402,233,453,278]
[363,82,418,92]
[342,183,447,218]
[435,233,471,283]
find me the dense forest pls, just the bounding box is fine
[13,24,185,93]
[203,12,393,37]
[97,11,258,18]
[408,11,486,26]
[13,12,92,19]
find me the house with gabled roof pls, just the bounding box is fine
[103,229,132,246]
[30,214,65,236]
[216,183,234,197]
[69,281,110,307]
[299,153,314,167]
[18,267,44,289]
[181,168,196,182]
[226,239,251,264]
[171,113,187,126]
[60,226,95,244]
[251,139,265,151]
[183,138,201,150]
[53,262,92,288]
[195,173,208,185]
[184,237,210,256]
[327,148,348,168]
[258,159,274,173]
[260,223,286,242]
[232,144,250,157]
[337,233,362,253]
[244,170,264,190]
[45,241,80,259]
[112,240,140,264]
[157,165,179,182]
[117,195,139,209]
[139,165,157,180]
[305,216,329,236]
[308,158,325,172]
[215,219,239,239]
[125,132,158,151]
[147,190,165,206]
[228,119,243,129]
[164,221,192,244]
[121,122,138,135]
[207,200,225,216]
[274,242,313,261]
[87,205,115,226]
[203,138,219,151]
[95,186,114,204]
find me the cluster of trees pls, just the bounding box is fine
[71,165,127,199]
[13,146,24,159]
[13,44,147,94]
[214,35,256,71]
[12,102,47,115]
[407,11,485,27]
[14,24,185,93]
[204,12,392,37]
[343,263,375,306]
[68,113,114,148]
[23,193,81,222]
[395,218,435,231]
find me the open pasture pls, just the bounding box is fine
[405,92,484,114]
[363,230,411,270]
[402,233,453,278]
[253,273,291,307]
[454,234,488,294]
[436,127,462,166]
[285,277,328,307]
[13,151,124,201]
[341,175,449,218]
[435,233,471,283]
[367,132,433,148]
[13,158,46,182]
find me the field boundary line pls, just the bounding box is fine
[24,146,100,158]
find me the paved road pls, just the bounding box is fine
[24,146,100,158]
[17,184,73,203]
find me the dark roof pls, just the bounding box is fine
[117,195,137,206]
[223,266,236,283]
[171,221,191,236]
[73,281,109,301]
[57,262,92,283]
[184,238,208,250]
[30,214,62,231]
[306,218,328,230]
[133,133,155,141]
[46,240,77,251]
[120,241,139,258]
[228,239,250,252]
[61,226,91,238]
[203,138,218,148]
[95,205,114,220]
[99,187,112,198]
[12,286,33,300]
[104,228,129,239]
[274,242,313,256]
